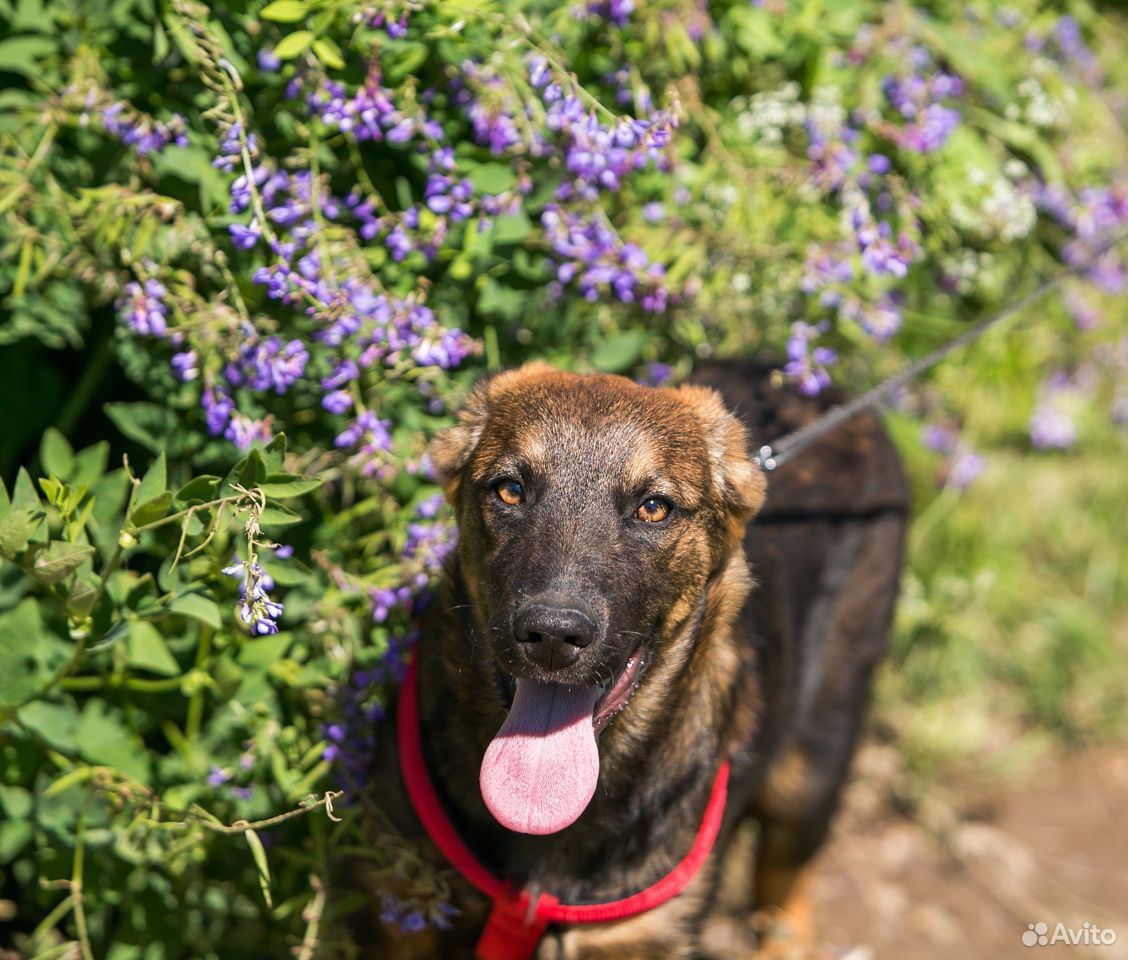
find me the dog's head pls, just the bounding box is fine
[428,361,764,833]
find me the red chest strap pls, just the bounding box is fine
[396,649,730,960]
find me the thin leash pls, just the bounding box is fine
[754,231,1128,472]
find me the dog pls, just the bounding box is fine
[347,358,909,958]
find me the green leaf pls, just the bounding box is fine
[70,441,109,488]
[259,0,307,22]
[464,161,517,195]
[40,428,74,479]
[0,600,47,706]
[273,29,313,60]
[11,467,42,513]
[175,475,220,504]
[0,478,9,515]
[131,453,169,527]
[492,211,532,245]
[74,700,150,781]
[0,818,32,864]
[259,504,303,528]
[126,620,180,676]
[257,474,323,498]
[312,36,345,70]
[17,699,80,752]
[590,331,647,372]
[220,449,267,498]
[383,40,428,83]
[0,36,57,77]
[167,592,222,629]
[261,434,287,474]
[26,541,95,583]
[66,578,99,616]
[0,508,42,556]
[104,402,179,454]
[134,452,166,509]
[244,829,273,908]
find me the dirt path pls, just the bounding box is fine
[706,743,1127,959]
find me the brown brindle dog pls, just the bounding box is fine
[350,358,909,958]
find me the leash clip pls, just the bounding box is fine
[754,444,778,472]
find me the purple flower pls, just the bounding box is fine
[782,321,836,395]
[258,48,282,72]
[227,336,309,394]
[171,349,199,382]
[949,449,985,490]
[224,414,273,450]
[587,0,635,26]
[1029,403,1077,450]
[207,767,231,787]
[637,361,674,386]
[322,389,354,414]
[922,423,958,455]
[881,54,963,153]
[229,220,261,250]
[117,279,169,336]
[224,559,285,635]
[202,384,234,435]
[102,101,187,155]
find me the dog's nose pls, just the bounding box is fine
[513,602,597,671]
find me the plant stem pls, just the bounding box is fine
[184,625,213,742]
[71,796,95,960]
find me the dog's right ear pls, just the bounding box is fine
[427,378,492,501]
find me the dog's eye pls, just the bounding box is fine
[495,479,524,506]
[636,497,671,523]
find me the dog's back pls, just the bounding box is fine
[691,358,910,944]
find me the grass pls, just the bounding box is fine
[874,314,1127,784]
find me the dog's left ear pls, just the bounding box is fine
[428,379,492,501]
[677,384,766,524]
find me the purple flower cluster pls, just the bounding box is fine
[321,670,385,795]
[206,765,254,801]
[1033,15,1103,86]
[585,0,635,26]
[213,121,259,173]
[452,62,525,155]
[364,6,411,38]
[880,50,963,153]
[783,321,838,396]
[807,121,857,192]
[1035,184,1128,293]
[225,336,309,394]
[528,57,677,203]
[379,894,457,934]
[542,205,669,311]
[403,516,457,581]
[1028,370,1096,450]
[102,102,188,155]
[117,279,169,336]
[222,559,284,635]
[636,361,674,387]
[306,67,443,144]
[921,423,985,491]
[322,626,423,796]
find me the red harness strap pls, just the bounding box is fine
[396,649,731,960]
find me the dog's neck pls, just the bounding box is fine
[415,550,755,903]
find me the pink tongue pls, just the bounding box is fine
[479,679,601,835]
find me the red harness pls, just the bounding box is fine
[396,650,731,960]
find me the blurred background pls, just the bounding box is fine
[0,1,1124,958]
